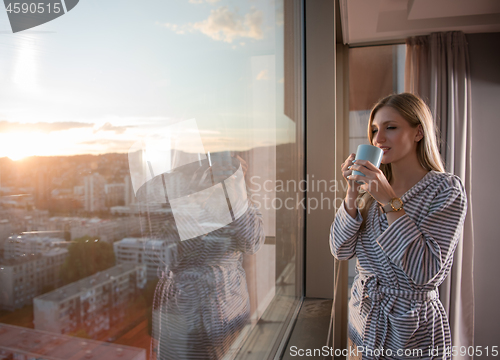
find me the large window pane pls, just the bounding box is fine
[345,43,405,343]
[0,0,304,359]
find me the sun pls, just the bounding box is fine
[1,132,43,161]
[8,152,30,161]
[6,147,32,161]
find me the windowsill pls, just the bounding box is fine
[282,298,333,360]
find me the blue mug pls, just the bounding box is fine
[352,144,383,184]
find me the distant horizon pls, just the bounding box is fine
[0,127,288,161]
[0,141,291,162]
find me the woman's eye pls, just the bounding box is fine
[372,126,396,134]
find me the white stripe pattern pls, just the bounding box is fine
[330,171,467,360]
[151,200,265,360]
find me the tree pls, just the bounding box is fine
[60,236,115,285]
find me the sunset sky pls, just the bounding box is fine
[0,0,290,160]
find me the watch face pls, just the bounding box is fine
[392,198,403,209]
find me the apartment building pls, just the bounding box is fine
[109,203,163,215]
[0,248,68,311]
[46,216,82,234]
[0,219,11,243]
[70,217,141,243]
[0,323,145,360]
[113,237,173,280]
[83,173,106,212]
[105,183,125,207]
[3,234,65,260]
[33,264,146,337]
[124,175,136,206]
[0,208,49,234]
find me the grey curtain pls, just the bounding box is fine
[405,31,475,359]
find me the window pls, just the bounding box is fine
[348,45,406,156]
[0,0,304,358]
[343,43,406,341]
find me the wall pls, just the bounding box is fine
[305,0,335,299]
[467,32,500,352]
[348,46,394,111]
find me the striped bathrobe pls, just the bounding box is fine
[330,171,467,360]
[136,164,266,360]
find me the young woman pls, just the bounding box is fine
[330,93,467,360]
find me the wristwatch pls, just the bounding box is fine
[380,197,404,213]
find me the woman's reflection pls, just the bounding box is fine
[136,153,265,360]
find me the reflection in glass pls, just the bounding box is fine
[133,143,265,359]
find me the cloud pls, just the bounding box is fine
[160,6,264,43]
[256,70,268,80]
[161,23,186,35]
[0,121,93,133]
[193,7,264,43]
[80,139,135,146]
[79,139,136,153]
[93,122,130,134]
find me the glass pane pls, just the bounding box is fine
[346,43,405,338]
[348,45,406,155]
[0,0,303,359]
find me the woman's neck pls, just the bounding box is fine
[390,157,429,196]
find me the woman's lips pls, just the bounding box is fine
[379,147,391,154]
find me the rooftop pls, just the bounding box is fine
[0,248,68,266]
[35,263,144,303]
[116,237,165,247]
[7,234,65,243]
[0,323,146,360]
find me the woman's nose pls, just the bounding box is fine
[374,130,385,144]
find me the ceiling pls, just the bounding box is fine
[339,0,500,45]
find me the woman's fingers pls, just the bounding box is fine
[341,154,360,191]
[348,163,396,204]
[352,159,379,172]
[341,153,356,172]
[349,164,373,177]
[349,161,383,183]
[349,173,365,182]
[343,165,355,176]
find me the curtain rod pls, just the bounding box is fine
[345,39,406,48]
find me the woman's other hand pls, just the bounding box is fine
[342,153,361,218]
[342,153,359,193]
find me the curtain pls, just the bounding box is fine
[405,31,475,359]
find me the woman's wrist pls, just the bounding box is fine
[347,182,360,195]
[344,187,359,218]
[345,188,358,203]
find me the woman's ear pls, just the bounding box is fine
[416,125,424,142]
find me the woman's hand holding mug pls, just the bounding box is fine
[348,159,395,206]
[341,153,359,191]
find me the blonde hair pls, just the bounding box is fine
[358,93,445,227]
